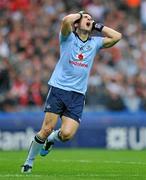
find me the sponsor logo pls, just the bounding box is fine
[106,127,146,150]
[69,60,88,68]
[46,104,51,109]
[78,53,84,60]
[0,128,36,150]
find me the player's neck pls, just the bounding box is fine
[76,29,89,42]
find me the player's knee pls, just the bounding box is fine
[40,126,53,138]
[60,130,73,142]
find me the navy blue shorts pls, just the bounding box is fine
[44,86,85,123]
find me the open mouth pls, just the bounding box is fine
[86,22,91,27]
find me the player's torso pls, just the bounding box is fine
[49,32,101,94]
[59,33,97,77]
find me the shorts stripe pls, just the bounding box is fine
[46,86,52,99]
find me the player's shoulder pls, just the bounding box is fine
[91,35,104,43]
[59,31,75,42]
[89,35,104,49]
[91,35,103,41]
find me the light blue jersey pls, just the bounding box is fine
[49,32,104,94]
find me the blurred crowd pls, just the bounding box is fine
[0,0,146,112]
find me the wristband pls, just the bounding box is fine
[78,11,85,20]
[92,22,104,32]
[78,12,82,20]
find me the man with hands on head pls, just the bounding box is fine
[21,11,122,173]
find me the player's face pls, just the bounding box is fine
[79,14,94,32]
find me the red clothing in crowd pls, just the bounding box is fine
[4,0,31,11]
[126,0,140,8]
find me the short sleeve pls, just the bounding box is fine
[94,36,104,52]
[59,32,74,43]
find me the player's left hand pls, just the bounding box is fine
[92,21,104,32]
[78,11,85,20]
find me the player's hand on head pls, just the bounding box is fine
[78,10,85,20]
[92,21,104,32]
[78,10,85,15]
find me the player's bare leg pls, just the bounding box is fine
[21,112,59,173]
[40,116,79,156]
[60,116,79,141]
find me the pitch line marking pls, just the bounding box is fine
[0,174,144,178]
[52,159,146,165]
[0,174,41,177]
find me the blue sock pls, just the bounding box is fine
[24,135,45,167]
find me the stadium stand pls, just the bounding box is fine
[0,0,146,112]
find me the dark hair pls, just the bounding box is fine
[73,11,92,32]
[75,11,92,23]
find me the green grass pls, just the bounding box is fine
[0,149,146,180]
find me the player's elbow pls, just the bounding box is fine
[62,15,72,25]
[103,32,122,48]
[113,32,122,42]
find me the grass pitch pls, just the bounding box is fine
[0,149,146,180]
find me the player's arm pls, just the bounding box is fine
[102,26,122,48]
[61,14,81,37]
[92,22,122,48]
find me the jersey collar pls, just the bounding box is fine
[73,31,91,43]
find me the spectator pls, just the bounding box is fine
[140,0,146,29]
[105,81,126,111]
[0,59,10,94]
[0,33,9,58]
[85,0,106,21]
[0,0,145,112]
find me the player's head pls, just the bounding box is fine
[74,11,94,33]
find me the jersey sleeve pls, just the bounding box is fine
[94,36,104,52]
[59,31,74,43]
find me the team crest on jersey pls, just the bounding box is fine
[86,45,92,51]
